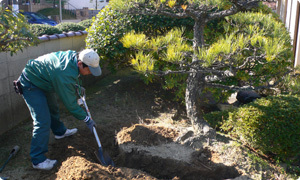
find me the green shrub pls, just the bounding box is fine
[204,109,234,130]
[277,70,300,95]
[56,22,85,32]
[29,24,62,36]
[86,7,136,72]
[0,8,38,55]
[217,95,300,161]
[78,19,93,29]
[86,6,194,72]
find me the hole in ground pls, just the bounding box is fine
[115,124,241,180]
[46,124,240,180]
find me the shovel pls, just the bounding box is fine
[76,86,115,167]
[0,146,20,173]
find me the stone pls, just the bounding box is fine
[236,90,261,104]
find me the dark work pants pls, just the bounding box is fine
[19,75,66,165]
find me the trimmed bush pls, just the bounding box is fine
[56,22,85,32]
[78,19,93,29]
[29,24,62,36]
[204,109,234,130]
[205,95,300,162]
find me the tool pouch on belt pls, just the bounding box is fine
[13,80,23,95]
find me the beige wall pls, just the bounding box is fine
[0,32,87,135]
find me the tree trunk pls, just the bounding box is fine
[193,19,205,49]
[185,18,210,134]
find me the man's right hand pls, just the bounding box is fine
[85,118,96,133]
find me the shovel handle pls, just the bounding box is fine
[0,146,20,173]
[11,146,20,156]
[79,93,102,149]
[93,126,103,149]
[76,87,104,155]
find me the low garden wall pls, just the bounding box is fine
[0,31,89,135]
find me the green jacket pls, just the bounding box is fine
[23,50,87,121]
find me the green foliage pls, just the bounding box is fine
[56,22,85,32]
[121,10,293,103]
[204,19,226,45]
[121,28,192,101]
[29,20,91,36]
[203,109,233,129]
[122,28,192,63]
[86,7,134,72]
[29,24,62,36]
[0,8,38,55]
[279,69,300,95]
[110,0,233,11]
[130,15,194,37]
[211,95,300,162]
[251,2,279,17]
[78,19,94,29]
[86,6,194,72]
[220,12,293,86]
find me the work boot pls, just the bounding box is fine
[32,159,57,170]
[54,128,78,139]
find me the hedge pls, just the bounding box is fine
[204,95,300,162]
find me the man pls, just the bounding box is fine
[15,49,100,170]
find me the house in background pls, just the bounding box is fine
[64,0,109,19]
[1,0,108,20]
[276,0,300,67]
[65,0,109,11]
[0,0,109,12]
[1,0,53,12]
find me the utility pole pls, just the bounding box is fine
[12,0,19,12]
[29,0,32,11]
[59,0,62,22]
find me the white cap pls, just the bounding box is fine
[78,49,102,76]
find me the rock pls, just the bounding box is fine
[176,130,194,143]
[236,90,261,104]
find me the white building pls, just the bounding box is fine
[65,0,109,10]
[276,0,300,67]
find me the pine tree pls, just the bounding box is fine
[111,0,293,142]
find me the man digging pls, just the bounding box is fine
[14,49,100,170]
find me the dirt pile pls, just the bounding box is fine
[55,156,156,180]
[116,124,178,146]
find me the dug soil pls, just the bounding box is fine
[0,69,290,180]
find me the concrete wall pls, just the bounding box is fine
[0,31,88,135]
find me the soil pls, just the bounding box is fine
[0,69,294,180]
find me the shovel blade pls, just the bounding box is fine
[94,148,115,167]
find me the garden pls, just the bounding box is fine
[1,0,300,179]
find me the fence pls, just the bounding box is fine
[0,31,88,135]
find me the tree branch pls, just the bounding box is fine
[206,0,260,22]
[206,69,293,91]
